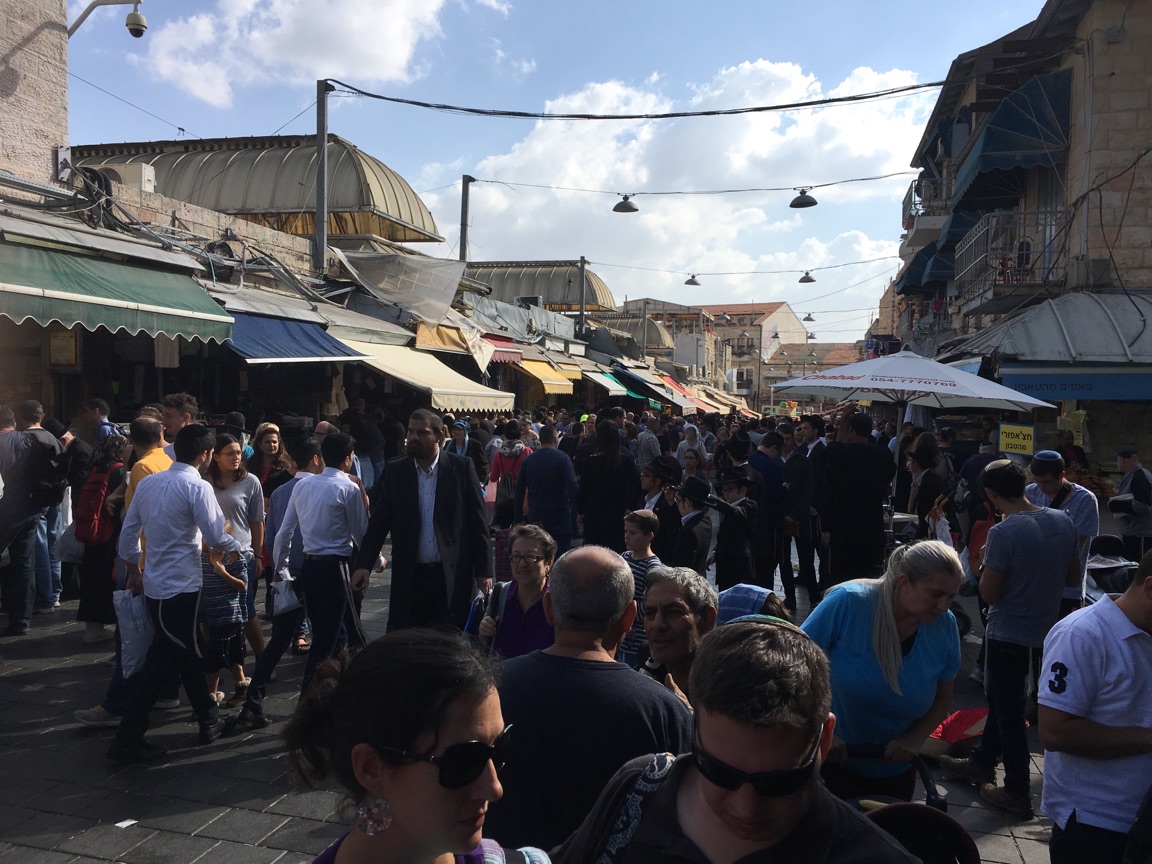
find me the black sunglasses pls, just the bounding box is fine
[692,723,823,797]
[378,725,513,790]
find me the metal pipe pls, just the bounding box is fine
[459,175,475,261]
[578,256,587,337]
[641,298,649,360]
[313,80,335,274]
[68,0,136,37]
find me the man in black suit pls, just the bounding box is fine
[670,476,713,577]
[822,411,896,586]
[353,409,491,631]
[798,415,829,593]
[707,466,758,591]
[641,456,682,562]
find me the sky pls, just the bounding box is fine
[66,0,1045,344]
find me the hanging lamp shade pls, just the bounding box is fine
[684,274,701,286]
[803,312,815,322]
[613,195,639,213]
[790,188,818,208]
[799,271,816,284]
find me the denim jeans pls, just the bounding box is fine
[34,505,62,609]
[972,638,1033,796]
[1,520,38,628]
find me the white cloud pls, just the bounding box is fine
[473,0,512,15]
[490,39,535,80]
[133,0,449,109]
[421,60,931,330]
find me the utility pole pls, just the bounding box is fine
[459,174,475,261]
[313,79,336,273]
[577,256,587,337]
[641,297,650,360]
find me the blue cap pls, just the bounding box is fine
[1032,450,1063,462]
[717,584,773,625]
[452,420,469,431]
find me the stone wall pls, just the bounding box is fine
[1064,0,1152,288]
[0,0,68,187]
[110,181,316,274]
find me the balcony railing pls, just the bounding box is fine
[955,210,1068,316]
[901,177,953,228]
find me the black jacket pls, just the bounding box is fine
[356,451,490,630]
[670,510,712,577]
[710,495,757,590]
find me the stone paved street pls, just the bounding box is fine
[1,560,1051,864]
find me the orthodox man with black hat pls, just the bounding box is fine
[670,475,713,577]
[707,466,758,591]
[641,455,683,561]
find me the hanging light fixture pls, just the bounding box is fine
[789,188,817,208]
[798,271,816,284]
[613,194,639,213]
[807,333,817,341]
[684,274,701,286]
[771,330,780,340]
[803,312,815,322]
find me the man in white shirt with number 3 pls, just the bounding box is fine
[1039,552,1152,864]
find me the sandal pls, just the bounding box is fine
[292,636,311,655]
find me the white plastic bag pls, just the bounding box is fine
[932,514,954,548]
[113,589,154,678]
[53,521,86,564]
[272,578,303,617]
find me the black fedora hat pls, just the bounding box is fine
[644,455,682,486]
[726,430,752,459]
[717,465,751,488]
[677,475,712,505]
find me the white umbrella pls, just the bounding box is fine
[774,349,1054,413]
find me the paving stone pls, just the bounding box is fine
[54,822,155,859]
[949,801,1020,837]
[117,829,218,864]
[0,776,59,806]
[0,847,77,863]
[193,809,291,845]
[974,830,1027,863]
[77,791,167,824]
[192,840,288,864]
[26,784,110,818]
[137,800,230,834]
[266,790,344,823]
[1016,836,1052,864]
[212,779,289,812]
[0,810,96,851]
[152,770,237,804]
[262,817,346,855]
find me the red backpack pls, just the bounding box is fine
[74,462,123,545]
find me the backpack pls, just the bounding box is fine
[495,451,525,511]
[479,580,514,651]
[74,461,122,545]
[26,433,70,509]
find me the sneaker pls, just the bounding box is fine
[968,667,984,686]
[5,623,30,637]
[980,783,1035,818]
[107,738,168,764]
[32,607,56,615]
[152,697,181,710]
[198,718,226,745]
[75,705,122,728]
[938,755,996,786]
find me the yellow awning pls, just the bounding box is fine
[338,339,514,411]
[557,363,583,380]
[517,359,573,395]
[414,323,470,354]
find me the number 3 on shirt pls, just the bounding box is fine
[1048,661,1069,694]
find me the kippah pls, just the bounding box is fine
[1032,450,1063,462]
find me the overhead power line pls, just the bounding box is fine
[327,78,944,121]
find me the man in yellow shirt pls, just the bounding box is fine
[124,418,171,511]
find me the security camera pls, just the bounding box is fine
[125,7,147,37]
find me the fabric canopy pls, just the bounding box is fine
[338,339,514,411]
[0,240,232,342]
[226,313,366,364]
[659,374,711,413]
[516,360,573,395]
[483,338,523,364]
[603,372,656,404]
[583,370,626,396]
[895,241,938,295]
[612,365,674,407]
[953,69,1072,207]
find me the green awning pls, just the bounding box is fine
[0,240,232,342]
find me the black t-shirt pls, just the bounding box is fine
[553,756,921,864]
[487,651,693,851]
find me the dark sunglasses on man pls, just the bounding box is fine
[692,722,823,798]
[377,725,513,790]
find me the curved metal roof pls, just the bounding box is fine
[951,292,1152,363]
[72,135,440,243]
[464,261,616,312]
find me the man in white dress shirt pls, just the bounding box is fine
[110,425,241,763]
[273,432,368,692]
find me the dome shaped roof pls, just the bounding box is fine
[464,261,615,312]
[72,135,440,244]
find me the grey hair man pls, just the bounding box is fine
[488,545,693,851]
[555,620,919,863]
[639,566,718,704]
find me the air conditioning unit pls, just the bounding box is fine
[515,295,544,309]
[95,163,156,194]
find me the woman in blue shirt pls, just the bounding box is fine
[802,540,963,801]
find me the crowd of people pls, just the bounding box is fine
[1,394,1150,864]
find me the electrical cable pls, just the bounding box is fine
[68,71,201,138]
[586,255,898,277]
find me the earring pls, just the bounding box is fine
[355,797,392,836]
